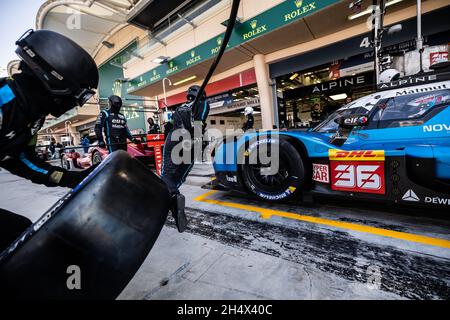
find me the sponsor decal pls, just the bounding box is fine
[330,161,385,194]
[402,189,420,202]
[425,196,450,206]
[423,123,450,133]
[226,175,238,183]
[247,138,278,153]
[329,149,385,161]
[430,52,448,65]
[257,186,296,200]
[312,163,329,183]
[343,115,368,126]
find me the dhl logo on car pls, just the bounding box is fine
[328,149,385,161]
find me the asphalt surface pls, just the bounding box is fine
[0,164,449,299]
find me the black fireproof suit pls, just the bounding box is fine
[242,114,254,132]
[161,99,210,195]
[0,74,95,252]
[95,108,134,153]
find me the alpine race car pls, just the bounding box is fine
[211,74,450,209]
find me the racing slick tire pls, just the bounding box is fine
[0,150,170,299]
[241,137,304,201]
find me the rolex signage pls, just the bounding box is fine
[284,1,318,22]
[186,50,201,66]
[150,69,161,82]
[242,20,268,41]
[127,0,339,93]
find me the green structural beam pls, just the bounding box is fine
[126,0,339,94]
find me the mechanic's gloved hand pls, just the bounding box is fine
[98,141,106,149]
[58,164,99,189]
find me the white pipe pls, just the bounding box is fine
[162,77,172,110]
[416,0,424,72]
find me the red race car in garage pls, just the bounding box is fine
[61,134,165,173]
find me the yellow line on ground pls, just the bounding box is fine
[194,190,450,249]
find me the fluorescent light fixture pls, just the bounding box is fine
[329,93,348,101]
[289,73,299,80]
[152,56,169,64]
[172,75,197,86]
[348,0,403,20]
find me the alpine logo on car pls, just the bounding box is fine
[330,162,385,194]
[312,163,329,183]
[402,189,420,202]
[329,149,385,161]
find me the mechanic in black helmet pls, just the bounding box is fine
[95,95,137,153]
[0,30,99,252]
[161,84,210,233]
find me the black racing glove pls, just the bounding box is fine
[98,141,106,148]
[58,164,99,189]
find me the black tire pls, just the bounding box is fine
[92,150,103,166]
[241,137,304,201]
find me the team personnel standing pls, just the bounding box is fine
[0,30,99,251]
[242,106,254,132]
[147,117,161,134]
[95,95,137,153]
[161,85,210,232]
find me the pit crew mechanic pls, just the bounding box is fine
[161,85,210,233]
[242,106,254,132]
[95,95,137,153]
[0,30,99,252]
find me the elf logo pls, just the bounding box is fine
[402,189,420,202]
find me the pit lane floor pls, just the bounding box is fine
[0,166,449,299]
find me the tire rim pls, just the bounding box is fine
[246,153,291,192]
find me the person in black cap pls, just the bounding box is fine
[0,29,99,251]
[95,95,137,153]
[161,84,210,233]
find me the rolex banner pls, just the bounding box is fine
[127,0,339,93]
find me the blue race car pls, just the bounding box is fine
[211,74,450,209]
